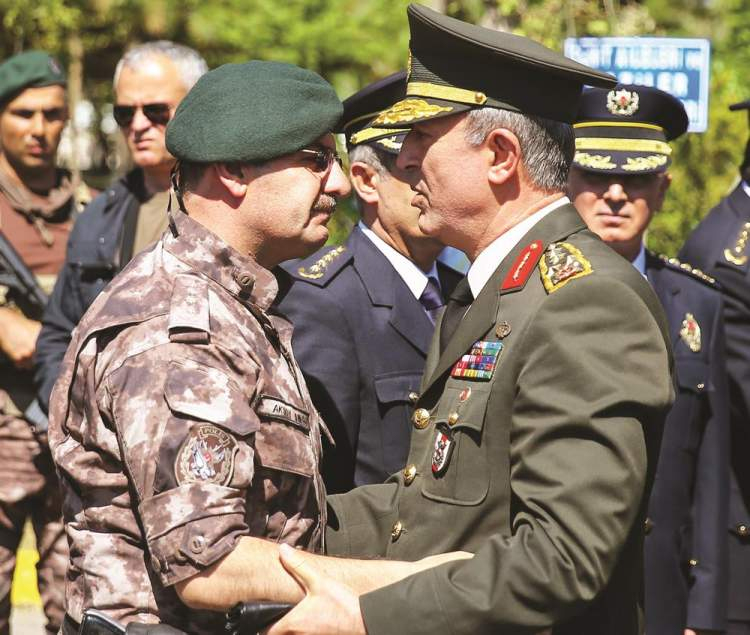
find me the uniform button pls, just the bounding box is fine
[403,465,417,485]
[391,521,404,542]
[233,271,255,292]
[448,412,459,426]
[644,517,654,535]
[408,392,419,404]
[189,535,206,554]
[738,524,749,536]
[689,558,698,567]
[412,408,430,429]
[696,383,705,391]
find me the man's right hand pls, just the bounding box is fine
[0,307,41,369]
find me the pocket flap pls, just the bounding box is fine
[165,360,259,436]
[373,372,422,404]
[674,358,709,394]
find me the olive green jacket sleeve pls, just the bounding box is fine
[359,273,673,634]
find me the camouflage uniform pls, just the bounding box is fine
[48,210,327,632]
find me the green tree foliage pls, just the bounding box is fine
[1,0,749,251]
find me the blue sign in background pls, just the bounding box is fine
[564,37,712,133]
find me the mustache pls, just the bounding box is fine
[312,194,337,214]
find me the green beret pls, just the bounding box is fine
[166,61,343,163]
[0,51,66,105]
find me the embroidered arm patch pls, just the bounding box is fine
[539,242,593,293]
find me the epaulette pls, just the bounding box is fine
[656,254,716,287]
[293,245,350,286]
[538,241,593,294]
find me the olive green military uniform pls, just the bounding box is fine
[328,204,674,634]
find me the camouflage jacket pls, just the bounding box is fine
[48,210,327,632]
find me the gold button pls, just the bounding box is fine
[391,521,404,542]
[408,391,419,404]
[644,517,653,535]
[696,383,705,391]
[403,465,417,485]
[738,524,748,536]
[412,408,430,429]
[474,91,486,104]
[448,412,459,426]
[689,558,698,567]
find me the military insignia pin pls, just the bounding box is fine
[175,424,238,486]
[723,222,750,266]
[539,242,593,293]
[431,426,454,476]
[451,340,503,380]
[495,321,511,339]
[607,88,640,116]
[680,313,701,353]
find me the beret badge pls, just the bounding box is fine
[607,88,640,116]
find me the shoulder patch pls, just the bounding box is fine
[175,424,238,486]
[723,221,750,267]
[539,242,593,293]
[656,254,716,287]
[295,245,348,283]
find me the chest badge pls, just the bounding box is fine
[451,340,503,380]
[175,424,238,486]
[431,426,455,476]
[680,313,701,353]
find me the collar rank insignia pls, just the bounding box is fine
[297,245,346,280]
[724,222,750,266]
[680,313,701,353]
[175,424,238,486]
[539,242,593,293]
[501,240,544,292]
[607,88,640,116]
[431,426,454,476]
[451,340,503,380]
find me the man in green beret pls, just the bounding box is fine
[255,5,674,635]
[0,49,92,634]
[46,60,462,633]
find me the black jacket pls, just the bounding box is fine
[35,169,146,412]
[681,184,750,622]
[277,225,462,493]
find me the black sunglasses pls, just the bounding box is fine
[113,103,171,127]
[299,147,343,173]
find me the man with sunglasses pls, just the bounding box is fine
[567,84,730,635]
[0,50,94,635]
[278,72,462,494]
[34,40,207,416]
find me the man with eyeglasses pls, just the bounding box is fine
[278,72,462,494]
[0,50,94,635]
[34,40,207,416]
[567,84,730,635]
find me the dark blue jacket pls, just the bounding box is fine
[35,169,146,412]
[644,251,730,634]
[681,184,750,623]
[277,226,462,493]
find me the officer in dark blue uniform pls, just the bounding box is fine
[681,99,750,635]
[277,73,462,493]
[567,84,730,635]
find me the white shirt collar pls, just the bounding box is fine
[467,196,570,298]
[358,221,439,299]
[742,180,750,199]
[631,243,647,279]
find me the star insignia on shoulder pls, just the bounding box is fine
[656,254,716,286]
[297,246,347,280]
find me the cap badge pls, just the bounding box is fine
[175,424,238,486]
[372,99,453,126]
[607,89,640,116]
[539,242,593,293]
[48,57,62,77]
[680,313,701,353]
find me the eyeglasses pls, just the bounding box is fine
[299,147,343,174]
[112,103,171,127]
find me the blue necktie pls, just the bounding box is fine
[419,276,444,325]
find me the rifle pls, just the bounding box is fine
[0,230,47,318]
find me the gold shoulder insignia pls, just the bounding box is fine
[723,222,750,266]
[297,246,347,280]
[657,254,716,285]
[539,242,593,293]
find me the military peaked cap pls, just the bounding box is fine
[0,51,66,106]
[166,61,343,163]
[572,84,688,174]
[342,72,408,155]
[729,99,750,174]
[371,3,615,129]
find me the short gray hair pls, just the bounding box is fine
[113,40,208,92]
[348,143,395,177]
[464,107,574,192]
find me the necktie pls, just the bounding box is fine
[419,276,444,325]
[439,277,473,353]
